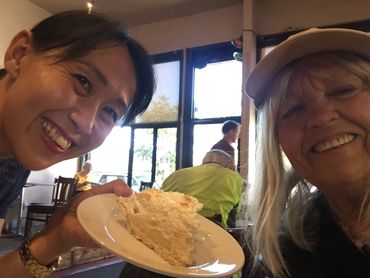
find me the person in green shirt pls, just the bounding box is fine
[161,149,245,228]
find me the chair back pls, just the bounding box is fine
[52,176,78,208]
[139,181,154,192]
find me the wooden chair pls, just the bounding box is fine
[24,176,77,238]
[139,181,154,192]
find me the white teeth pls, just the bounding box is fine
[314,134,355,152]
[41,119,71,150]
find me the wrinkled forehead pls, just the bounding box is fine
[268,53,360,100]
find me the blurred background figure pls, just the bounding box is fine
[161,149,244,228]
[74,161,93,194]
[211,120,240,169]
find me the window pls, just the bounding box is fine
[131,127,177,188]
[184,42,242,167]
[88,126,131,186]
[193,123,223,166]
[130,51,181,187]
[193,60,242,119]
[155,128,177,184]
[132,128,154,185]
[136,60,180,123]
[85,43,242,185]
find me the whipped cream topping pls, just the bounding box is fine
[118,189,203,266]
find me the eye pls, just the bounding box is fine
[102,106,118,123]
[73,74,91,92]
[327,86,356,98]
[280,104,304,121]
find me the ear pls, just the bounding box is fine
[4,30,33,79]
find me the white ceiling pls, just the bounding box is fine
[29,0,242,27]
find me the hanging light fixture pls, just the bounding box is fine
[87,1,95,14]
[231,35,243,62]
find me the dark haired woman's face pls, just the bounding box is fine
[3,43,136,170]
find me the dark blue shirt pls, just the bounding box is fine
[0,158,30,218]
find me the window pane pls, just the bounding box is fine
[193,123,239,167]
[155,128,177,186]
[137,61,180,123]
[132,129,153,187]
[193,60,242,119]
[193,124,222,165]
[89,126,131,186]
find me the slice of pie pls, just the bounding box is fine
[118,189,203,266]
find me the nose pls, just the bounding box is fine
[69,105,98,134]
[306,100,339,129]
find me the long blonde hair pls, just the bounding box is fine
[247,51,370,277]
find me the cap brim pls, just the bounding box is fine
[246,28,370,107]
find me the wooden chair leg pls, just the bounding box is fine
[24,215,32,238]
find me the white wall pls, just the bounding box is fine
[130,0,370,55]
[129,4,243,55]
[2,1,368,60]
[0,0,50,67]
[254,0,370,35]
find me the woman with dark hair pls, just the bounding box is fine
[0,10,155,277]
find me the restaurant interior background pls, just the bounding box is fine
[1,0,370,238]
[0,0,369,275]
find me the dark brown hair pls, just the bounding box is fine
[2,10,155,125]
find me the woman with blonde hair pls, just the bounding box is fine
[245,28,370,277]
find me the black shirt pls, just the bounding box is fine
[244,194,370,277]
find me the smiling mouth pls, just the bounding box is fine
[313,134,355,153]
[41,118,72,150]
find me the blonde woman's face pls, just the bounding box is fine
[277,62,370,190]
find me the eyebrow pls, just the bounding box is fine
[75,60,108,86]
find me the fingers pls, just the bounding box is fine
[70,179,133,210]
[90,179,133,196]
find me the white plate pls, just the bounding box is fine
[77,193,245,278]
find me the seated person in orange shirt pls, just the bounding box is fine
[74,161,92,194]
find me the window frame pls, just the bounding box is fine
[126,51,183,185]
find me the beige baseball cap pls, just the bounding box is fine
[245,28,370,108]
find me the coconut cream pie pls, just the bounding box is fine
[118,189,203,266]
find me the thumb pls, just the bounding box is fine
[90,179,133,196]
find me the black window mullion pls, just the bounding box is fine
[181,48,195,168]
[151,128,158,182]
